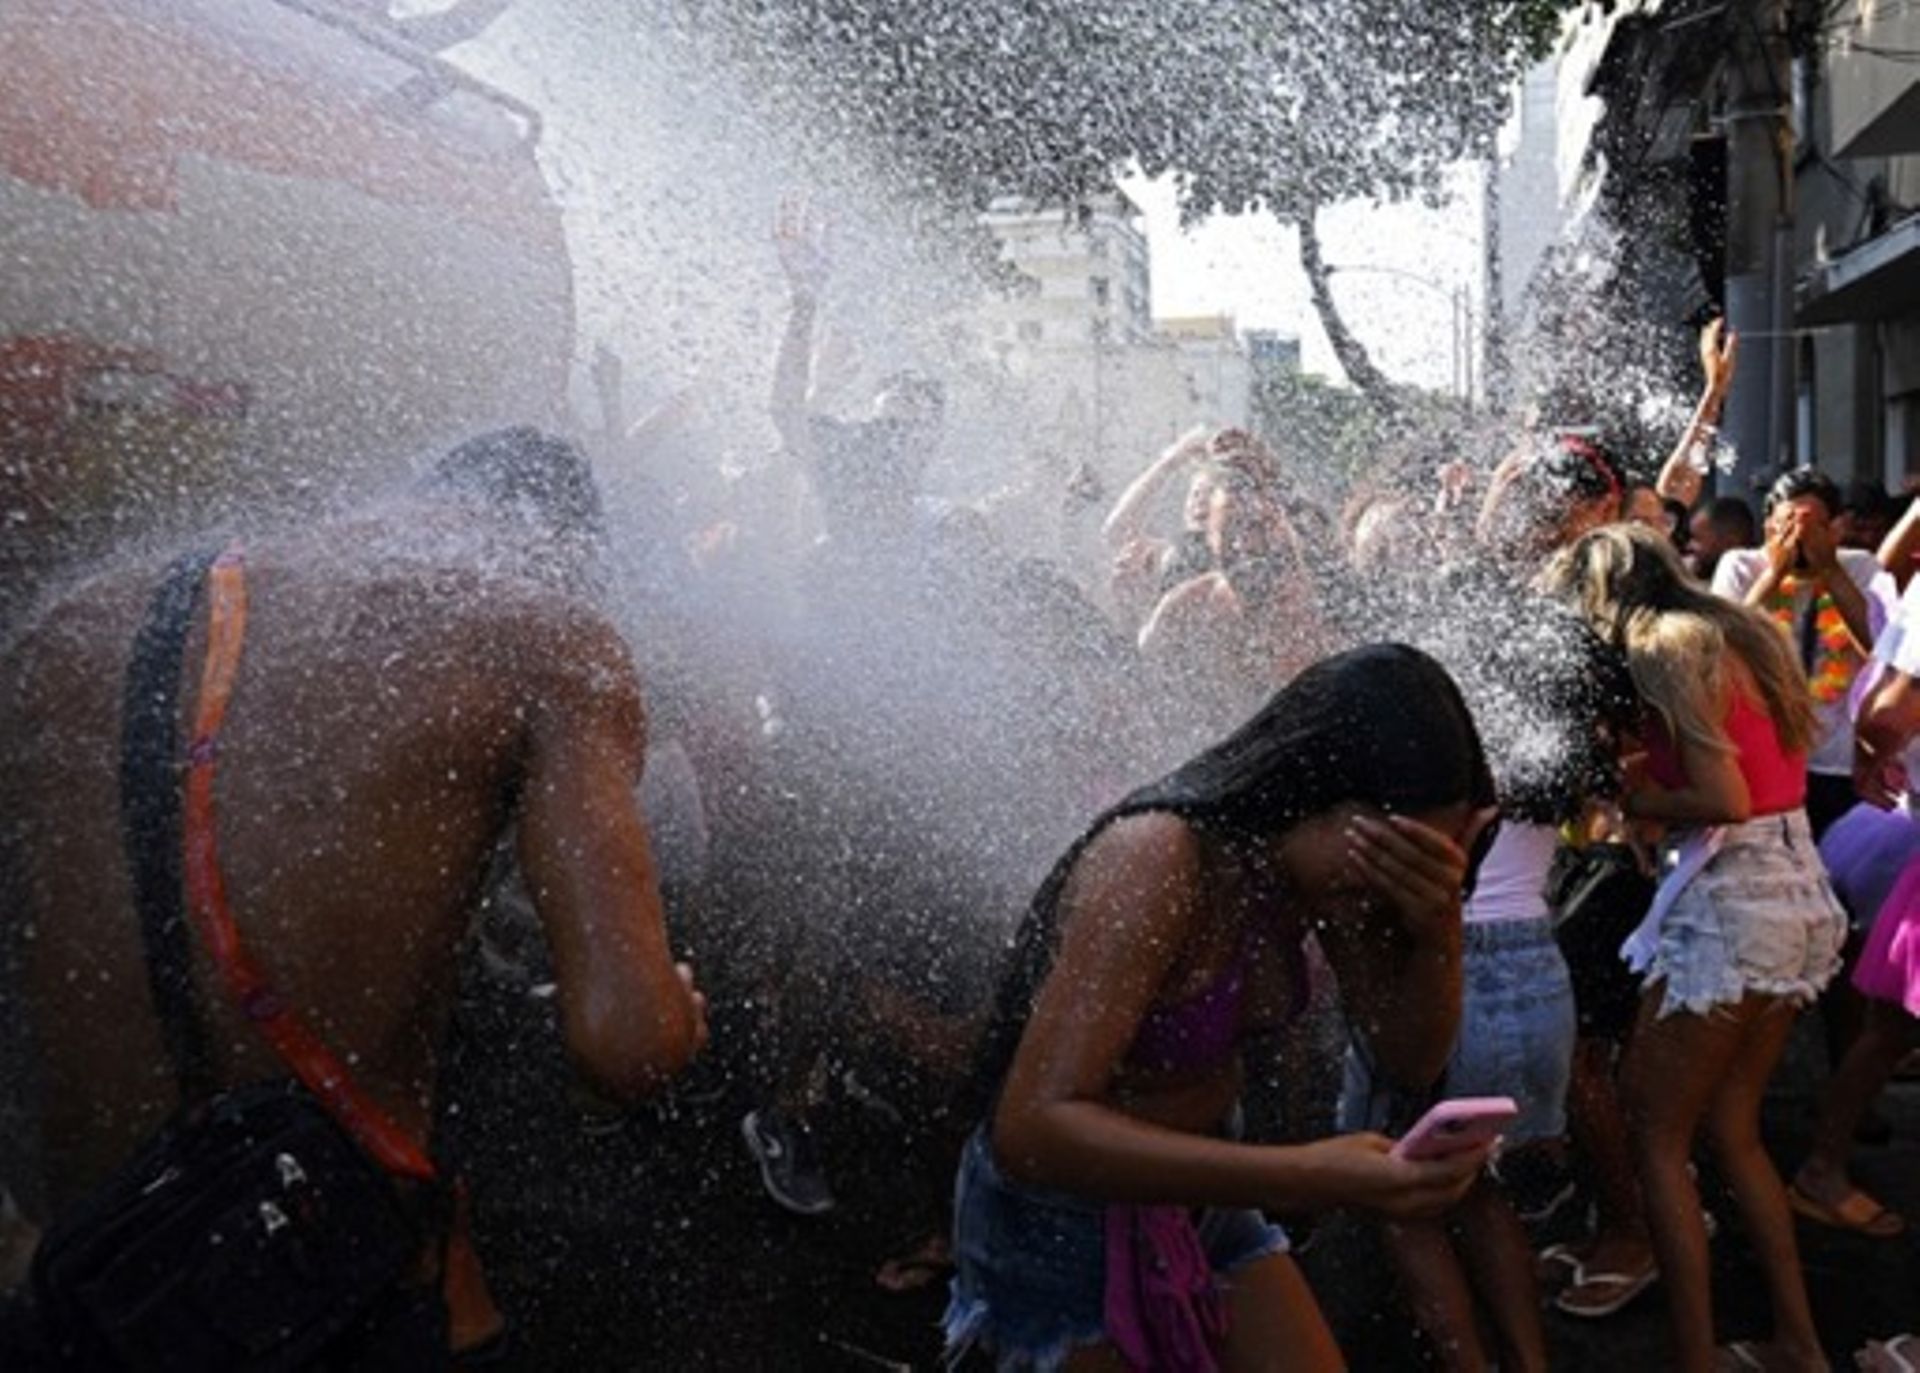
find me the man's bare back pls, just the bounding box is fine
[0,452,705,1221]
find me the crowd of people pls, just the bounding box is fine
[2,204,1918,1373]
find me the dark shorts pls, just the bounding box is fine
[1552,855,1654,1045]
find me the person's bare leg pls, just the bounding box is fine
[1796,1001,1920,1209]
[1620,987,1750,1373]
[1455,1180,1550,1373]
[1819,934,1864,1071]
[1700,996,1824,1371]
[1378,1218,1488,1371]
[1566,1035,1652,1276]
[1218,1252,1345,1373]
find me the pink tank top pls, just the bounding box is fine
[1644,688,1805,816]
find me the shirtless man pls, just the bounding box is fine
[0,426,706,1356]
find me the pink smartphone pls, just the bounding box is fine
[1391,1097,1519,1161]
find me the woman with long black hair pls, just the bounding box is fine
[943,644,1499,1371]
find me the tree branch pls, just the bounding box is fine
[1296,205,1398,416]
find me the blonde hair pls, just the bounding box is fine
[1540,522,1815,757]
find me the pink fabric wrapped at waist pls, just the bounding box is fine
[1103,1204,1228,1371]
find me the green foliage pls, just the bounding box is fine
[689,0,1580,223]
[1250,366,1471,493]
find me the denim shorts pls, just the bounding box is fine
[1339,917,1575,1145]
[942,1126,1288,1371]
[1646,810,1847,1018]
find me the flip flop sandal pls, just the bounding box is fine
[1554,1262,1659,1319]
[874,1234,954,1294]
[1535,1242,1586,1287]
[1788,1183,1909,1238]
[1857,1333,1920,1372]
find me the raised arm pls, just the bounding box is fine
[1655,319,1737,509]
[1876,499,1920,589]
[1102,425,1212,550]
[770,200,829,458]
[992,813,1486,1217]
[517,609,707,1101]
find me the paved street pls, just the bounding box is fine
[451,975,1919,1370]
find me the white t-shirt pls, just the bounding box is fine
[1867,575,1920,812]
[1874,575,1920,678]
[1710,547,1894,777]
[1464,821,1560,923]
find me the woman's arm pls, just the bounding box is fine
[1856,669,1920,808]
[991,814,1488,1217]
[1876,500,1920,589]
[1654,319,1737,509]
[1102,425,1211,550]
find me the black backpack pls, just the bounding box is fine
[27,549,444,1371]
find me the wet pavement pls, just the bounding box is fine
[450,973,1920,1371]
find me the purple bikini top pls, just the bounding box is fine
[1125,931,1305,1076]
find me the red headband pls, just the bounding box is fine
[1558,433,1621,506]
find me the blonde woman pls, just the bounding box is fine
[1543,523,1845,1373]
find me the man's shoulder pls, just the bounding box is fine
[446,577,633,678]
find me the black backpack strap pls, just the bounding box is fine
[119,549,222,1102]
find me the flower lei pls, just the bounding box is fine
[1769,575,1861,705]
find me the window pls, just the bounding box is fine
[1091,277,1110,307]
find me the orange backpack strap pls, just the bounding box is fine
[181,544,437,1181]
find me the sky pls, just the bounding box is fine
[1124,169,1492,397]
[422,0,1513,406]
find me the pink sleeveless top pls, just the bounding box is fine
[1645,688,1806,816]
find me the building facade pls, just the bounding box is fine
[975,192,1298,496]
[1796,0,1920,488]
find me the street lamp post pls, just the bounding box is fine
[1324,261,1476,408]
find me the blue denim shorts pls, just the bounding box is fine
[1340,917,1576,1145]
[1647,810,1848,1018]
[942,1126,1288,1371]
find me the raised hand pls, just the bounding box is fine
[1797,509,1839,574]
[1348,807,1494,946]
[1764,510,1801,580]
[774,196,831,297]
[1700,317,1738,399]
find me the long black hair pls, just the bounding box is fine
[971,643,1496,1102]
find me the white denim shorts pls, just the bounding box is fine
[1645,810,1848,1018]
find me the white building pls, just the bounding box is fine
[1496,56,1578,330]
[976,192,1297,495]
